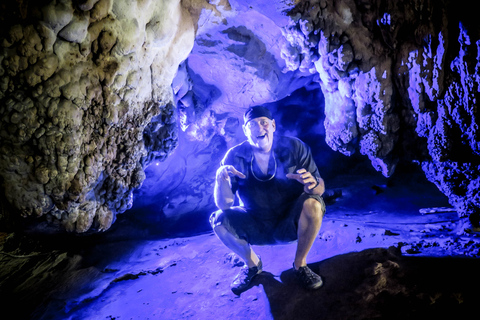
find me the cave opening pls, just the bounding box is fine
[126,78,451,241]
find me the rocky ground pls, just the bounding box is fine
[1,167,480,320]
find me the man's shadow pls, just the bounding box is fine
[241,247,480,320]
[247,260,358,320]
[250,268,327,320]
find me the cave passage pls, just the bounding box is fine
[1,1,480,319]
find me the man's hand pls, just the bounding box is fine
[286,168,318,193]
[214,165,245,210]
[216,165,246,182]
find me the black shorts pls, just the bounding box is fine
[209,193,326,245]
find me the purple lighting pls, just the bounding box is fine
[2,1,480,320]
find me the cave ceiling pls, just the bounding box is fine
[0,0,479,234]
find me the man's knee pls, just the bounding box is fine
[210,209,236,234]
[302,197,325,220]
[210,210,244,242]
[209,209,223,230]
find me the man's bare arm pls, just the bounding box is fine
[310,176,325,196]
[214,165,246,210]
[286,168,325,196]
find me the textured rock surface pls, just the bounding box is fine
[0,0,479,233]
[278,0,479,227]
[0,0,195,232]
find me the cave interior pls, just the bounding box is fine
[0,0,480,319]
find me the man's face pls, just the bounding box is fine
[243,117,276,152]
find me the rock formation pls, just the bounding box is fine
[0,0,479,233]
[279,0,480,229]
[0,0,194,232]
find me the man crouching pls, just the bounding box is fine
[210,106,326,294]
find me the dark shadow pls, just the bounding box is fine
[246,248,480,320]
[0,231,152,320]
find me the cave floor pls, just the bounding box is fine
[2,170,480,320]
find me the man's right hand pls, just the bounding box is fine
[214,165,245,210]
[216,165,246,181]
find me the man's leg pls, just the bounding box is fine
[213,225,260,268]
[213,224,263,294]
[294,197,324,269]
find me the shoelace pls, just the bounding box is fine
[238,264,256,277]
[298,267,318,284]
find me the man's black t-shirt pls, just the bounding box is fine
[220,135,322,222]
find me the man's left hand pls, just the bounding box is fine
[286,168,318,193]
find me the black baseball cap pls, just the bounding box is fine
[243,106,273,124]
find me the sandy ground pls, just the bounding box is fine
[2,170,480,320]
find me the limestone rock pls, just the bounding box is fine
[0,0,195,232]
[280,0,480,227]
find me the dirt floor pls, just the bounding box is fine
[1,169,480,320]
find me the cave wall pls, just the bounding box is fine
[278,0,480,228]
[0,0,195,232]
[0,0,479,233]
